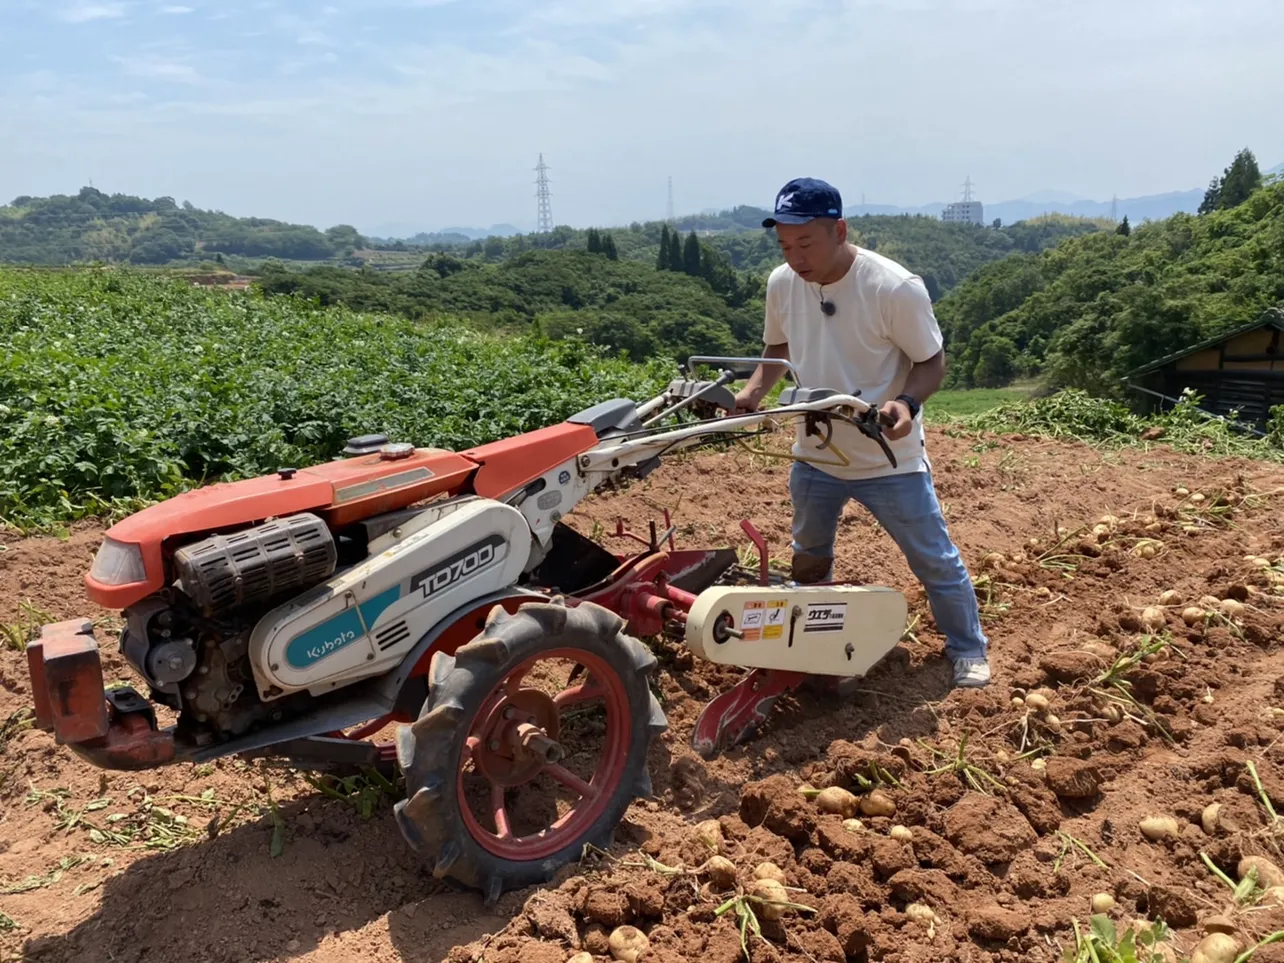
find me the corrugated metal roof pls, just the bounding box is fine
[1124,306,1284,377]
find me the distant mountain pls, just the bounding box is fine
[368,222,524,242]
[1015,189,1092,204]
[837,188,1205,226]
[439,224,524,240]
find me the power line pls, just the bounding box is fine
[534,154,553,234]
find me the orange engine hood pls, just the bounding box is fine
[88,448,479,609]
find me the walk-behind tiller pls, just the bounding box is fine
[26,357,910,900]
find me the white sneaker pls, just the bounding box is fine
[952,657,991,688]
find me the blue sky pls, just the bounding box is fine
[4,0,1283,235]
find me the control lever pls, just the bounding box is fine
[848,407,899,469]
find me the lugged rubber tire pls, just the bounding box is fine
[392,599,667,903]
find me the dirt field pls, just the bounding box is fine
[5,428,1284,963]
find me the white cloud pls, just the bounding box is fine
[159,5,194,13]
[296,29,332,45]
[59,2,128,22]
[113,54,203,84]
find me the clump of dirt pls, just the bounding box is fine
[5,431,1284,963]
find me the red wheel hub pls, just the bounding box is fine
[473,687,562,788]
[458,649,632,862]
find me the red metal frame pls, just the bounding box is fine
[741,520,771,586]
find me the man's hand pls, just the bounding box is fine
[731,388,762,416]
[878,399,914,440]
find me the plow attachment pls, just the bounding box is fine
[684,584,907,757]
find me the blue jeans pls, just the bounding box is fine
[788,460,988,662]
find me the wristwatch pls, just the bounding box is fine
[895,393,921,419]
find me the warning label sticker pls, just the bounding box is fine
[763,599,788,639]
[804,602,846,633]
[740,601,764,641]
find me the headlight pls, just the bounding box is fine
[89,537,148,586]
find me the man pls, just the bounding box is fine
[733,177,990,688]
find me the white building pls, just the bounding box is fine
[942,200,985,225]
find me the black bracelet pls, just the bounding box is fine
[895,394,921,419]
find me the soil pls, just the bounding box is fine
[5,428,1284,963]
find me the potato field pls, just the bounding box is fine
[4,269,1284,963]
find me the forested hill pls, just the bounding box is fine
[936,174,1283,396]
[0,188,366,264]
[2,187,1102,300]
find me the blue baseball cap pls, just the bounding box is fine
[762,177,843,227]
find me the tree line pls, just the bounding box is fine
[254,247,765,365]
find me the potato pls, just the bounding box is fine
[1158,590,1182,606]
[1238,856,1284,889]
[1139,815,1180,841]
[568,954,595,963]
[701,855,737,889]
[1200,594,1221,608]
[753,862,788,884]
[1190,933,1240,963]
[1045,714,1062,730]
[1025,693,1050,712]
[860,789,896,818]
[815,786,860,818]
[1175,487,1190,497]
[1084,640,1118,660]
[1103,704,1124,724]
[904,903,937,923]
[1141,606,1166,630]
[1191,493,1206,504]
[747,878,790,920]
[890,825,913,843]
[693,819,723,854]
[1202,803,1222,835]
[1182,606,1207,626]
[1093,523,1112,538]
[1031,758,1047,771]
[1091,892,1116,913]
[1203,916,1236,936]
[841,819,865,834]
[1219,598,1245,619]
[982,552,1005,569]
[608,926,650,963]
[1011,696,1025,708]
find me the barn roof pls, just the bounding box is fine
[1125,306,1284,377]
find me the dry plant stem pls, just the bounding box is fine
[1054,831,1110,871]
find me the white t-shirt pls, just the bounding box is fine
[762,246,943,480]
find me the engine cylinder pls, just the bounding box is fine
[173,512,337,616]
